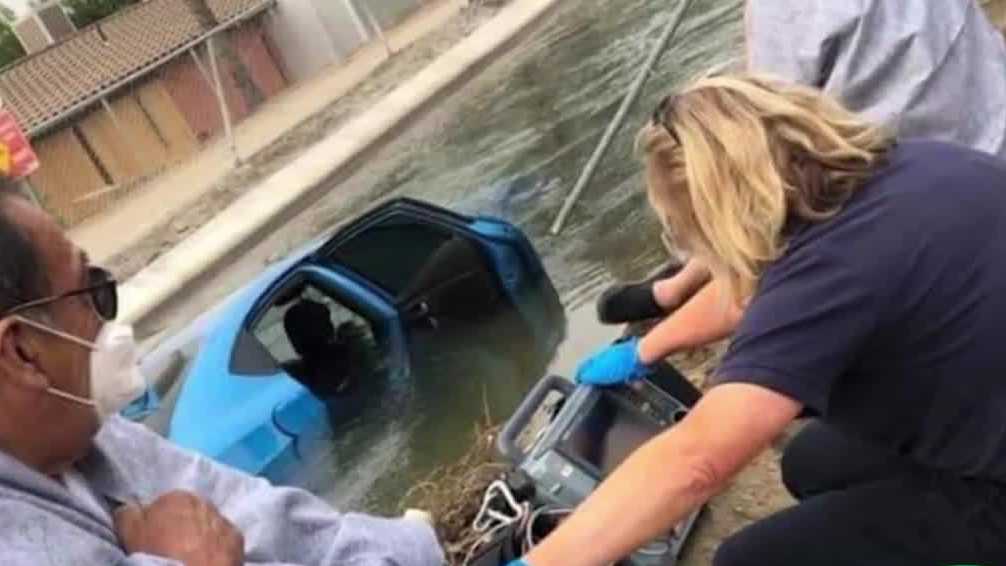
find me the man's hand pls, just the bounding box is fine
[114,491,245,566]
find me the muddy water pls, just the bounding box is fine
[149,0,744,514]
[298,0,745,513]
[339,0,744,309]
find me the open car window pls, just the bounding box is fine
[251,285,374,364]
[326,218,454,299]
[325,217,503,329]
[230,278,388,400]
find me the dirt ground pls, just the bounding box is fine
[104,2,512,280]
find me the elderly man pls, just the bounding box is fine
[0,186,443,566]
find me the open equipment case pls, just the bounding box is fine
[468,361,703,566]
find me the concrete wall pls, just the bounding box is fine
[264,1,340,83]
[266,0,424,83]
[266,0,367,82]
[164,47,251,140]
[78,103,146,182]
[29,128,108,225]
[363,0,424,30]
[162,53,232,141]
[315,1,371,58]
[234,22,288,100]
[29,77,205,226]
[162,24,287,141]
[135,81,201,163]
[28,20,287,227]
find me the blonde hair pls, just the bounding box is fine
[639,73,895,303]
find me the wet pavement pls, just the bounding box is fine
[145,0,744,514]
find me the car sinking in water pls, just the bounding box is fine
[131,198,565,484]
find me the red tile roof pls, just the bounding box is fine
[0,0,273,135]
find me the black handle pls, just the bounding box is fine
[498,375,574,464]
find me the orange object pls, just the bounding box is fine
[0,111,38,179]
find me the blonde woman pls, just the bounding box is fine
[525,74,1006,565]
[598,0,1006,326]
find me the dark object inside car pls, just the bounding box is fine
[397,235,503,328]
[282,298,377,398]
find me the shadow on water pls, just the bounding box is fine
[284,0,744,513]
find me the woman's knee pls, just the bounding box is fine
[712,534,747,566]
[713,524,777,566]
[780,421,833,499]
[780,421,909,500]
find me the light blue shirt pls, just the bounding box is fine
[0,416,444,566]
[747,0,1006,159]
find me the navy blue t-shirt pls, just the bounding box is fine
[716,141,1006,480]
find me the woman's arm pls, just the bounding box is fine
[524,383,801,566]
[639,277,744,364]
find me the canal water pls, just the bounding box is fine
[282,0,746,514]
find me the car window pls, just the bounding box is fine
[244,282,387,398]
[327,219,453,298]
[253,301,300,365]
[251,284,375,363]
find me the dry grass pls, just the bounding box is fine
[394,341,778,566]
[399,395,509,566]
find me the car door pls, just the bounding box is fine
[167,263,407,480]
[315,198,563,361]
[239,265,409,387]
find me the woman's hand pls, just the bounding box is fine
[575,337,650,385]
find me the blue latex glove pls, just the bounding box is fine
[575,337,650,385]
[505,560,530,566]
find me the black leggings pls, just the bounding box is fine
[713,422,1006,566]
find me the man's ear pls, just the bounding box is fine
[0,318,50,391]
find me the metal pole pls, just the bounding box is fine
[206,37,241,165]
[101,97,145,172]
[100,98,127,132]
[188,48,212,86]
[550,0,695,235]
[357,1,393,56]
[342,0,372,43]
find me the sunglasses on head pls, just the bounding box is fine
[2,266,118,321]
[652,94,682,146]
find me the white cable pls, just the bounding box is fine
[472,480,526,533]
[466,479,536,565]
[462,521,512,566]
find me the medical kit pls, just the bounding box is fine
[464,362,703,566]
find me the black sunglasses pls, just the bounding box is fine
[3,266,118,321]
[652,94,682,146]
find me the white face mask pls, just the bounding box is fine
[15,317,148,421]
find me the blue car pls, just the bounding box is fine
[135,198,564,483]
